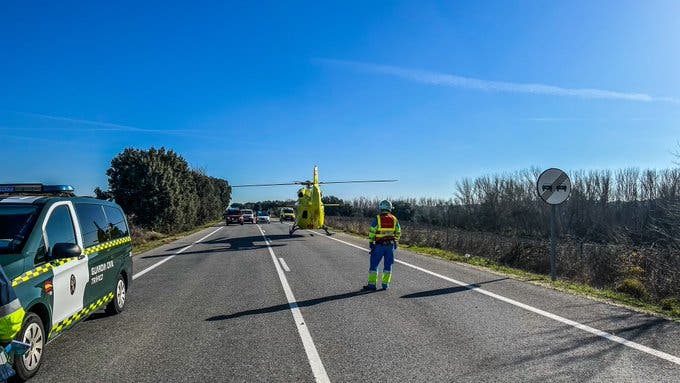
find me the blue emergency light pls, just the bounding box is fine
[0,184,75,194]
[42,185,75,193]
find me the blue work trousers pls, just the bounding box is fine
[368,243,396,288]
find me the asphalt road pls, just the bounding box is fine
[31,222,680,382]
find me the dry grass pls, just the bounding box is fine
[130,221,221,255]
[326,216,680,319]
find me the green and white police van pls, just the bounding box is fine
[0,184,132,380]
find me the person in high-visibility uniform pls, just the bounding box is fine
[363,200,401,291]
[0,265,26,381]
[0,266,25,343]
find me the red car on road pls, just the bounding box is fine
[225,208,244,225]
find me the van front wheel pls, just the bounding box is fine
[106,274,127,315]
[14,312,45,381]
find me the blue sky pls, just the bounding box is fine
[2,1,679,202]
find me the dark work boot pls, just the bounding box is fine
[361,284,377,292]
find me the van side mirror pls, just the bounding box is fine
[52,243,82,259]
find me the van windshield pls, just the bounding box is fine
[283,208,294,214]
[0,204,39,255]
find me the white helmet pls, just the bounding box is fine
[379,200,392,212]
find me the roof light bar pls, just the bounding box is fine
[42,185,75,193]
[0,184,75,194]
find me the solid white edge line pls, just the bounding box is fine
[316,231,680,367]
[132,226,222,280]
[257,225,330,383]
[279,257,291,272]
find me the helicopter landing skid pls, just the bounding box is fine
[322,226,332,236]
[289,224,299,236]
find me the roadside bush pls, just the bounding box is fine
[660,297,680,317]
[615,278,649,299]
[660,297,680,311]
[129,222,165,245]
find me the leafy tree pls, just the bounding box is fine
[392,200,414,221]
[106,147,230,233]
[322,195,353,216]
[192,170,231,224]
[93,187,114,200]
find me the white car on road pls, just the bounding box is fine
[242,209,256,224]
[256,211,271,224]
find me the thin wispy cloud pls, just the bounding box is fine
[316,59,680,104]
[2,111,199,136]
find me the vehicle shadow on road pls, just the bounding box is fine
[140,243,286,259]
[84,312,110,322]
[205,290,376,321]
[201,233,305,245]
[399,277,509,299]
[142,234,299,259]
[308,231,335,237]
[161,232,302,252]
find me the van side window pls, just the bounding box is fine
[44,206,76,257]
[75,203,109,248]
[103,206,129,240]
[34,235,47,264]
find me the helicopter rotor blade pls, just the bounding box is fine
[230,182,300,188]
[317,179,398,185]
[231,179,397,187]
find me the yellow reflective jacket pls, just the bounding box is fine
[368,213,401,244]
[0,267,25,342]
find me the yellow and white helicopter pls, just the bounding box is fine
[232,166,396,235]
